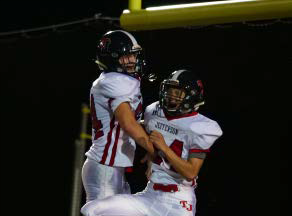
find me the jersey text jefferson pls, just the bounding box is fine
[154,122,178,135]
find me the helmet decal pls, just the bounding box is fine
[197,80,204,95]
[99,37,111,51]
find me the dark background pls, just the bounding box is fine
[0,1,290,216]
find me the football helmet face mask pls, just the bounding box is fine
[95,30,145,78]
[159,69,205,116]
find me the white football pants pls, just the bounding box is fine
[81,181,196,216]
[81,158,131,202]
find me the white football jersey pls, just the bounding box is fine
[85,72,143,167]
[144,101,223,187]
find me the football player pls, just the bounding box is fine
[81,30,154,203]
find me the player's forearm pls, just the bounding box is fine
[115,103,154,155]
[162,147,197,181]
[123,120,155,155]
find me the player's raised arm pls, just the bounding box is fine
[115,102,155,156]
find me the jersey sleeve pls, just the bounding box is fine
[97,74,140,113]
[189,120,223,153]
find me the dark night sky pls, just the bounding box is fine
[1,1,291,216]
[0,0,215,32]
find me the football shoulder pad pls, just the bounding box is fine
[189,114,223,150]
[93,72,140,98]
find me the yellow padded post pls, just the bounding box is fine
[129,0,142,11]
[121,0,292,31]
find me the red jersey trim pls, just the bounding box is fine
[100,98,115,165]
[189,149,210,153]
[109,124,121,166]
[100,117,116,164]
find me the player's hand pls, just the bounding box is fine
[140,153,154,180]
[149,130,168,152]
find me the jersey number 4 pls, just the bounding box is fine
[154,139,183,172]
[90,94,104,140]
